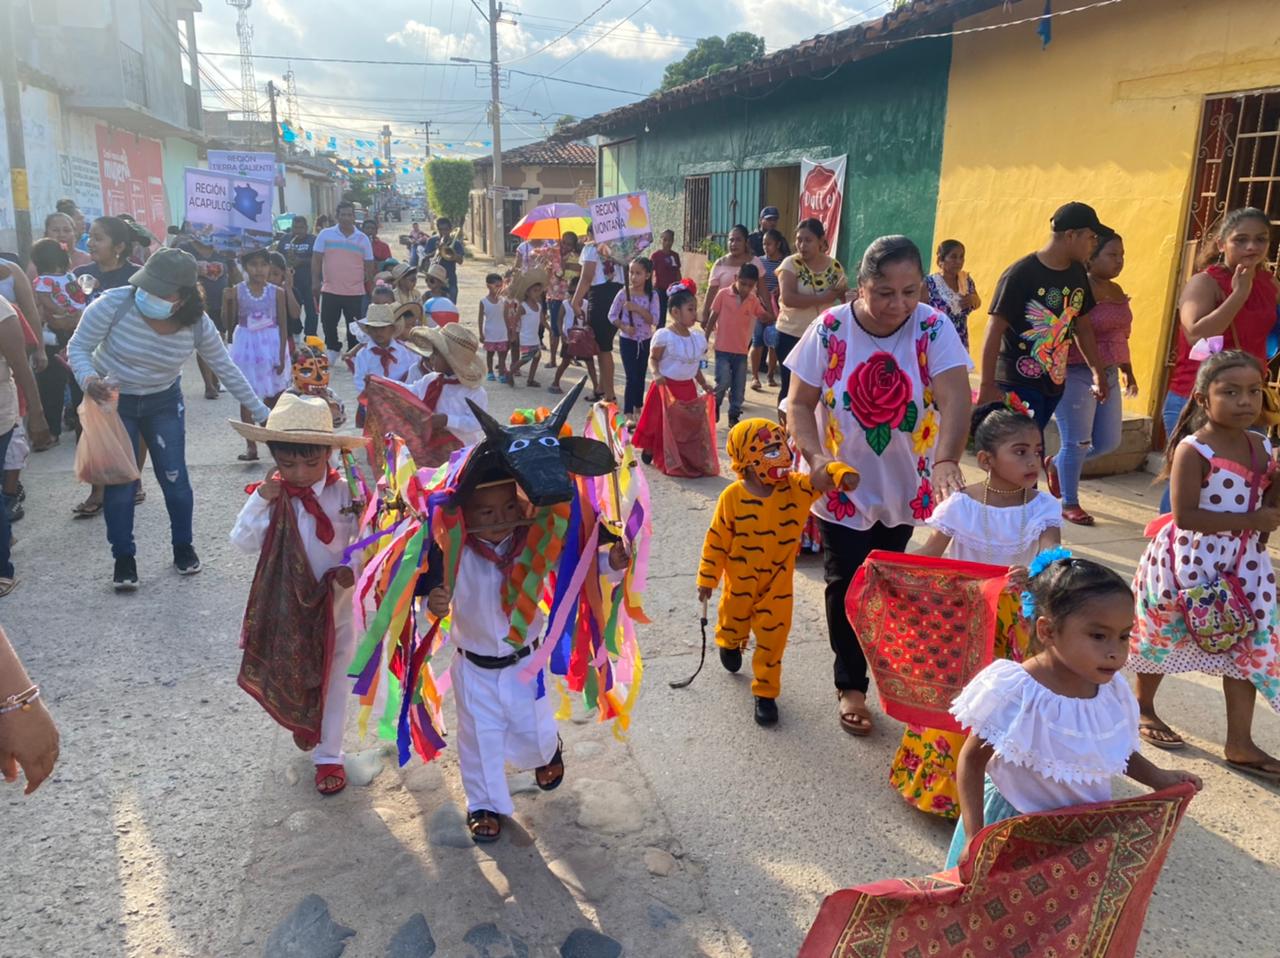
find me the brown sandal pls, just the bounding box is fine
[837,692,873,737]
[535,740,565,791]
[468,809,502,843]
[1138,719,1185,750]
[1062,505,1095,526]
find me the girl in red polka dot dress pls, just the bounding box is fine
[1130,348,1280,780]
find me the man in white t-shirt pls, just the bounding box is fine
[310,201,375,356]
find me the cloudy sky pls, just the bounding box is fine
[195,0,887,160]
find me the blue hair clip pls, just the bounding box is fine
[1020,546,1073,619]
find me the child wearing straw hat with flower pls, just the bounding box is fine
[229,393,367,795]
[352,302,417,425]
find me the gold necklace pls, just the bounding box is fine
[980,477,1029,567]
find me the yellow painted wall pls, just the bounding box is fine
[934,0,1280,417]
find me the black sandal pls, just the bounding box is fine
[467,809,502,843]
[535,740,565,791]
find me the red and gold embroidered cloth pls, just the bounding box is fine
[846,551,1010,732]
[800,783,1195,958]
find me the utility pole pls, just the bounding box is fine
[0,0,33,262]
[488,0,505,263]
[415,120,439,163]
[266,80,287,213]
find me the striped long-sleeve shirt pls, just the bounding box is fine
[68,286,270,422]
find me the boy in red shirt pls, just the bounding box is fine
[706,263,770,427]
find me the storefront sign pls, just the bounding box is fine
[799,155,847,259]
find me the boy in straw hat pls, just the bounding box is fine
[229,394,367,795]
[404,323,489,447]
[352,302,416,424]
[505,268,548,388]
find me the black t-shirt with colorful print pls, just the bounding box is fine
[990,253,1095,398]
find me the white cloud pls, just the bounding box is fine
[389,21,485,59]
[260,0,303,35]
[736,0,877,49]
[515,20,686,63]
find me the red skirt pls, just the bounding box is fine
[632,379,719,477]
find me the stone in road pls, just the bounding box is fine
[2,249,1277,956]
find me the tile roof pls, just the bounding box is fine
[554,0,1008,140]
[473,139,596,167]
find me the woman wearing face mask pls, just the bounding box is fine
[67,249,270,592]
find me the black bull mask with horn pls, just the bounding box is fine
[458,377,616,506]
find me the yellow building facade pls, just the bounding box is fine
[934,0,1280,420]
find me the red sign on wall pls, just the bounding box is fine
[799,155,847,260]
[95,125,169,242]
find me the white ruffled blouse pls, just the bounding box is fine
[926,491,1062,568]
[950,659,1140,814]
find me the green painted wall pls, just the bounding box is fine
[613,38,953,267]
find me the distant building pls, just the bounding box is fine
[1,0,206,253]
[468,139,596,258]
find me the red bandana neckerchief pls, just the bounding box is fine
[280,468,341,544]
[372,345,396,375]
[465,526,530,572]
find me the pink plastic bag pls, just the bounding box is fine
[74,398,140,486]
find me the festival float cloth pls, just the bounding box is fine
[361,375,461,475]
[237,491,341,748]
[798,782,1196,958]
[846,551,1011,733]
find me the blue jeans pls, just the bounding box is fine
[547,300,565,339]
[997,381,1062,432]
[714,351,748,423]
[619,337,650,415]
[1052,365,1122,507]
[1158,391,1189,512]
[0,426,13,578]
[105,381,193,559]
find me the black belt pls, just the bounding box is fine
[462,639,540,670]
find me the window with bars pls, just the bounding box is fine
[683,175,710,252]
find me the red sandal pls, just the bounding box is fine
[1062,505,1095,526]
[315,763,346,795]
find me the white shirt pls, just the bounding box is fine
[449,537,546,658]
[0,298,20,431]
[229,468,359,580]
[480,296,506,343]
[407,371,488,447]
[927,492,1062,567]
[651,326,706,381]
[950,659,1141,815]
[785,302,971,532]
[516,302,541,348]
[579,243,620,288]
[352,337,416,394]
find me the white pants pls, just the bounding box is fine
[4,421,28,472]
[314,585,355,766]
[450,654,558,816]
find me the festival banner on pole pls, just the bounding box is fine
[95,125,169,242]
[799,155,847,259]
[587,191,652,262]
[207,150,287,189]
[183,167,275,252]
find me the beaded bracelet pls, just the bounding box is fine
[0,684,40,715]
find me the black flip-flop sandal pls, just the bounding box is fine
[535,739,565,791]
[468,809,502,843]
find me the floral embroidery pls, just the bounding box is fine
[826,487,857,521]
[824,336,846,387]
[822,309,842,333]
[912,408,940,455]
[845,351,914,456]
[911,478,935,520]
[919,310,945,342]
[929,794,956,814]
[1005,391,1033,418]
[822,387,836,410]
[916,335,933,389]
[824,415,844,456]
[923,386,934,407]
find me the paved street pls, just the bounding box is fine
[2,253,1278,958]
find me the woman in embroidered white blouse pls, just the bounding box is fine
[946,555,1201,867]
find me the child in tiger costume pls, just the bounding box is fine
[697,418,858,726]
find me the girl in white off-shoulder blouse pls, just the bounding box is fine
[945,554,1202,867]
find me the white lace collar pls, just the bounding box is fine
[951,659,1140,784]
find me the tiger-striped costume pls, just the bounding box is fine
[697,420,855,699]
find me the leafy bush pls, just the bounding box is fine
[426,159,473,225]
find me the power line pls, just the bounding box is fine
[541,0,653,78]
[516,12,703,43]
[500,0,614,66]
[517,18,691,49]
[468,0,488,21]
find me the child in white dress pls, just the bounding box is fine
[946,555,1201,867]
[1129,348,1280,779]
[225,247,289,462]
[891,403,1063,818]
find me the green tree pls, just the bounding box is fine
[426,158,474,225]
[660,32,764,91]
[553,114,578,134]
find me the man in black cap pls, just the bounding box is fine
[747,206,780,258]
[977,201,1109,435]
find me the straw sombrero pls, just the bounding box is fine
[358,302,400,329]
[424,263,449,285]
[404,324,486,388]
[390,262,418,283]
[509,268,549,302]
[230,393,366,449]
